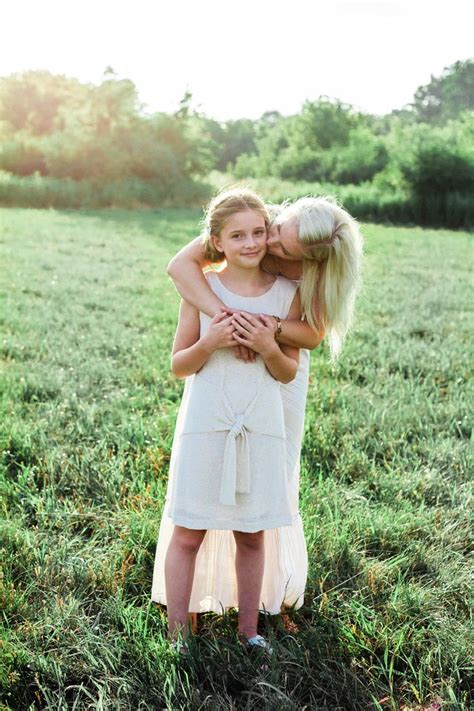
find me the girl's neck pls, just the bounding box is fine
[218,262,275,297]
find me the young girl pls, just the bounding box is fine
[155,188,302,654]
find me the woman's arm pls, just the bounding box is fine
[233,305,325,350]
[252,256,325,350]
[264,291,300,382]
[167,236,224,318]
[272,316,325,350]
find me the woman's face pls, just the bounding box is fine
[266,218,304,261]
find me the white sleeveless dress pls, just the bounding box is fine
[151,272,310,614]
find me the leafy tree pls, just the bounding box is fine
[401,141,474,196]
[0,134,47,175]
[255,111,283,138]
[294,97,356,151]
[278,145,324,182]
[234,117,293,178]
[0,72,214,186]
[326,127,389,184]
[409,59,474,124]
[0,71,86,135]
[219,119,256,170]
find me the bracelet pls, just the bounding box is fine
[273,315,282,340]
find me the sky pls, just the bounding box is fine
[2,0,473,121]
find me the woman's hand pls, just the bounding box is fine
[231,311,278,357]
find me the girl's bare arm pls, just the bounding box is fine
[167,236,224,318]
[171,299,212,378]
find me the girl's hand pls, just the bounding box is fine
[231,312,278,357]
[201,312,236,352]
[219,307,257,363]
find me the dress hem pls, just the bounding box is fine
[150,593,305,615]
[169,513,294,533]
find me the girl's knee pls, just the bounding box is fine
[233,529,264,548]
[173,525,206,553]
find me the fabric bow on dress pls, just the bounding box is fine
[218,392,259,506]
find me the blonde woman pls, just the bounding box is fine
[151,193,363,644]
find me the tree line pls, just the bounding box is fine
[0,61,472,226]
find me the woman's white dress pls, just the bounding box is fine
[151,273,310,615]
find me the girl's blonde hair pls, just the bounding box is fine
[274,195,364,362]
[201,187,270,261]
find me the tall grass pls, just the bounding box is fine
[1,170,473,228]
[0,208,472,709]
[210,171,474,229]
[0,171,211,209]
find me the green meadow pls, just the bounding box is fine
[0,208,472,709]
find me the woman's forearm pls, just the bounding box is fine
[167,261,224,318]
[167,237,225,318]
[276,318,325,350]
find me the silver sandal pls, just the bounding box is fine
[170,638,189,656]
[240,633,274,655]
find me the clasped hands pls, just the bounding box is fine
[221,306,277,363]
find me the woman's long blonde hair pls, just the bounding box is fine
[273,195,363,362]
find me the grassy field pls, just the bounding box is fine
[0,208,472,709]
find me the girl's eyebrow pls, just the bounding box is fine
[230,227,264,235]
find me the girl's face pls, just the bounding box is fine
[213,210,267,267]
[267,218,304,261]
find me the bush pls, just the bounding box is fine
[400,141,474,227]
[401,142,474,195]
[278,147,325,182]
[327,128,389,184]
[0,136,47,176]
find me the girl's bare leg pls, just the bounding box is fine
[233,530,265,639]
[165,525,206,640]
[189,612,198,633]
